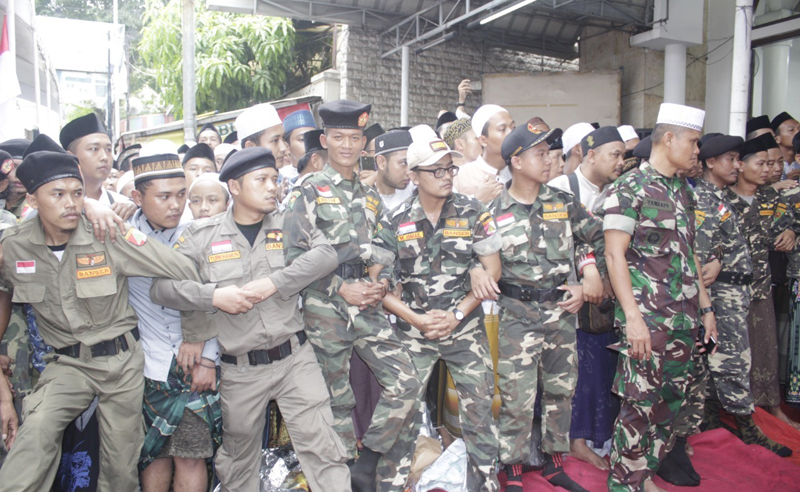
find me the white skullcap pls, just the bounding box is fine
[235,103,282,141]
[656,103,705,132]
[188,172,229,196]
[562,123,595,153]
[140,139,179,157]
[471,104,508,137]
[214,143,236,158]
[617,125,639,142]
[116,170,135,194]
[407,125,463,170]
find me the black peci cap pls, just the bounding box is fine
[219,147,276,181]
[364,124,385,146]
[581,126,623,155]
[182,143,215,166]
[740,136,770,160]
[697,135,743,161]
[771,112,797,132]
[746,115,771,136]
[23,134,65,158]
[223,131,238,144]
[375,130,413,157]
[632,135,652,159]
[59,113,108,150]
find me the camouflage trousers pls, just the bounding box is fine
[608,328,696,492]
[0,305,34,414]
[302,288,422,491]
[496,295,578,463]
[396,313,500,492]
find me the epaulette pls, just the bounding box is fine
[452,192,484,213]
[389,200,413,221]
[185,215,221,234]
[0,222,23,241]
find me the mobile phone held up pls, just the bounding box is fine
[360,155,376,172]
[697,325,717,353]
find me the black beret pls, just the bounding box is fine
[219,147,276,181]
[0,138,31,159]
[17,151,83,193]
[177,144,190,154]
[115,144,141,172]
[131,153,184,185]
[0,150,13,178]
[23,134,65,158]
[632,135,652,159]
[746,115,771,136]
[364,124,385,146]
[182,143,215,166]
[697,135,743,160]
[771,111,797,132]
[436,112,458,131]
[375,130,412,156]
[223,131,238,144]
[501,126,562,162]
[581,126,623,155]
[740,136,770,160]
[303,129,325,154]
[549,136,563,151]
[59,113,107,149]
[197,123,219,137]
[319,100,371,130]
[757,132,779,151]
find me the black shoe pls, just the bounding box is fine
[349,446,380,492]
[656,438,700,487]
[542,453,589,492]
[504,464,524,492]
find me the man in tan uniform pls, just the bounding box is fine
[0,151,215,492]
[150,147,352,492]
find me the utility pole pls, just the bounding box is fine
[729,0,753,138]
[182,0,196,144]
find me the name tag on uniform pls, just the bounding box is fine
[77,266,112,279]
[443,229,471,238]
[208,251,241,263]
[643,198,673,211]
[317,197,341,205]
[398,231,424,241]
[543,212,568,220]
[211,240,233,254]
[496,213,515,228]
[16,261,35,274]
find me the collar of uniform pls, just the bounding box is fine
[132,208,182,242]
[405,193,458,223]
[695,178,725,200]
[217,205,276,239]
[498,185,546,213]
[322,163,360,185]
[28,213,94,246]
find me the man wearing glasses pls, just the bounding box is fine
[373,125,503,491]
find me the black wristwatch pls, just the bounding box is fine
[453,308,465,321]
[699,306,715,315]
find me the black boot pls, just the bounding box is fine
[656,437,700,486]
[735,413,793,457]
[504,464,524,492]
[542,453,589,492]
[349,446,380,492]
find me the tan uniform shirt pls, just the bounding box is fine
[0,215,214,348]
[150,207,338,356]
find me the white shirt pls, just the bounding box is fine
[548,166,606,213]
[126,209,219,382]
[452,156,512,197]
[380,183,416,212]
[280,164,299,181]
[98,188,132,206]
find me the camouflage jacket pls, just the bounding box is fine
[490,184,606,289]
[373,193,501,327]
[693,179,753,279]
[283,165,395,297]
[725,185,794,299]
[779,186,800,278]
[603,162,700,331]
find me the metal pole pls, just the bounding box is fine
[729,0,753,138]
[31,1,39,129]
[400,45,409,126]
[182,0,197,144]
[663,43,686,105]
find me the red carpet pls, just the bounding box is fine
[499,412,800,491]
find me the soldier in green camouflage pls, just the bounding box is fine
[373,125,501,491]
[489,124,604,492]
[602,103,718,492]
[680,135,791,460]
[283,100,422,492]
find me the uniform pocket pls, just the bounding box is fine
[613,352,662,402]
[441,238,472,276]
[633,224,674,256]
[12,283,46,304]
[543,223,572,260]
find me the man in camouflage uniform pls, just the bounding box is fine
[678,135,791,462]
[602,103,718,492]
[283,100,422,492]
[490,124,605,492]
[726,134,800,422]
[373,125,501,491]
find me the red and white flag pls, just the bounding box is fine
[0,15,21,141]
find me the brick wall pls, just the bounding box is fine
[336,26,578,129]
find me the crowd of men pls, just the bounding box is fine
[0,81,799,492]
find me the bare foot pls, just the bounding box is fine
[569,438,610,470]
[644,478,668,492]
[685,441,694,456]
[769,406,800,431]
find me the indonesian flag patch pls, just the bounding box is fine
[16,261,35,274]
[496,213,515,228]
[398,221,416,235]
[316,185,334,198]
[124,228,148,246]
[211,240,233,254]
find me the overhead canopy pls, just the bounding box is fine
[208,0,653,60]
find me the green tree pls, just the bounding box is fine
[138,0,296,117]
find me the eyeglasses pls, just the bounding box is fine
[416,166,459,179]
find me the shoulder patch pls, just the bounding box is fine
[287,189,302,209]
[124,228,148,246]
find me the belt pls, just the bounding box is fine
[55,327,140,359]
[499,282,565,303]
[716,271,753,285]
[334,260,368,280]
[220,332,308,366]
